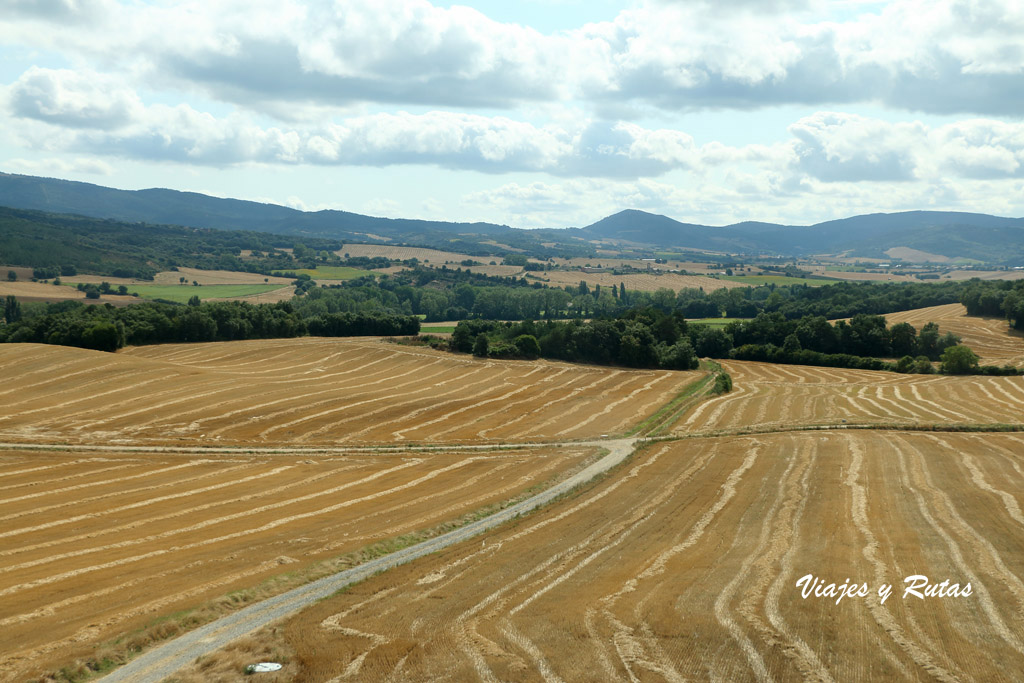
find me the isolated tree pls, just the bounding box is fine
[940,345,979,375]
[180,276,187,284]
[7,270,16,282]
[514,334,541,359]
[187,295,202,307]
[82,322,121,352]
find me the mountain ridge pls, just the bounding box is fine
[2,172,1023,263]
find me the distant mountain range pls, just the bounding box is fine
[584,209,1024,263]
[2,172,1023,263]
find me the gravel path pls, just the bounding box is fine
[99,438,639,682]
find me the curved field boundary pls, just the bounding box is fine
[98,438,638,683]
[676,361,1024,434]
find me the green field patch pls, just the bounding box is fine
[124,284,284,303]
[273,266,369,280]
[420,326,456,334]
[720,275,835,287]
[687,317,752,327]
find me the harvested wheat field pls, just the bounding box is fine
[0,443,599,681]
[680,360,1024,433]
[541,269,744,293]
[337,244,490,265]
[0,281,136,304]
[268,430,1024,682]
[0,341,699,446]
[880,303,1024,367]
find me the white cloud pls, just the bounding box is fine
[3,0,1023,115]
[789,112,924,182]
[7,67,142,130]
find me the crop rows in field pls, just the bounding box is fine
[0,444,596,681]
[277,430,1024,682]
[678,360,1024,434]
[337,244,489,265]
[882,303,1024,367]
[541,269,745,293]
[0,340,699,446]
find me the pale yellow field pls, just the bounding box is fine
[7,314,1024,682]
[0,444,597,681]
[0,340,700,447]
[0,281,136,304]
[541,269,744,293]
[881,303,1024,367]
[679,360,1024,433]
[275,430,1024,682]
[337,244,493,265]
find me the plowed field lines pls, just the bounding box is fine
[282,431,1024,682]
[678,361,1024,433]
[0,445,596,681]
[877,303,1024,367]
[1,341,697,446]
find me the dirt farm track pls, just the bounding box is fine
[2,309,1024,682]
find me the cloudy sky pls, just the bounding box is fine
[2,0,1023,228]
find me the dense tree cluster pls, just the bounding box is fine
[0,299,418,351]
[297,268,968,325]
[450,308,699,370]
[441,307,1018,376]
[0,207,342,280]
[961,279,1024,330]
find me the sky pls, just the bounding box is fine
[1,0,1023,229]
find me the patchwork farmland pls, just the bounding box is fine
[3,301,1024,681]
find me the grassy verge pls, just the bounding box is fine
[686,317,750,327]
[627,372,714,437]
[119,284,282,303]
[627,360,734,438]
[272,266,368,280]
[719,275,836,287]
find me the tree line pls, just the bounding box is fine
[960,279,1024,330]
[440,308,1014,376]
[299,267,969,323]
[0,298,418,352]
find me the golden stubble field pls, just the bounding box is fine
[0,337,699,680]
[680,360,1024,434]
[4,302,1024,682]
[0,444,600,681]
[274,430,1024,682]
[881,303,1024,368]
[0,340,699,447]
